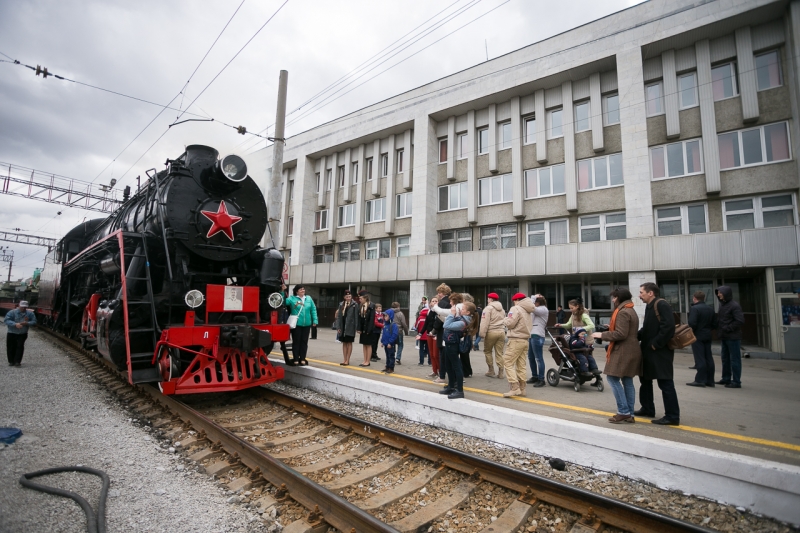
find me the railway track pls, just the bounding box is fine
[41,327,711,533]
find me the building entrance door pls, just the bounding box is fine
[777,294,800,359]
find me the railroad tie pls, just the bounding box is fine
[227,477,252,493]
[354,466,444,511]
[322,455,404,491]
[270,433,350,460]
[235,416,304,437]
[205,459,233,476]
[476,499,537,533]
[219,411,289,430]
[387,479,477,533]
[292,444,376,474]
[260,426,328,447]
[189,447,224,463]
[282,518,328,533]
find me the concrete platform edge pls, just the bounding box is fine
[273,362,800,526]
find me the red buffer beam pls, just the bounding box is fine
[1,162,124,213]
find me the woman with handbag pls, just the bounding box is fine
[285,285,318,366]
[336,290,358,365]
[356,290,378,366]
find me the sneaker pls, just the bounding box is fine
[418,363,424,367]
[526,377,538,384]
[428,372,437,378]
[533,381,546,388]
[396,360,402,365]
[433,377,445,384]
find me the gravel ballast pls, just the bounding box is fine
[0,329,267,533]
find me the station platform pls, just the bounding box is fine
[272,328,800,468]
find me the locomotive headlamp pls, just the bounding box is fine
[268,292,284,309]
[185,289,205,308]
[219,154,247,183]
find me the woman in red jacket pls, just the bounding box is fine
[415,307,430,367]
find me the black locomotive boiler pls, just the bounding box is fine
[37,145,289,394]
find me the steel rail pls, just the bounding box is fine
[258,388,712,533]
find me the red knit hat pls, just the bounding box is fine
[487,292,499,299]
[511,292,527,301]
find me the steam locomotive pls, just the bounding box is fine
[37,145,289,394]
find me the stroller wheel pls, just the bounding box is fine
[546,368,560,386]
[595,380,604,392]
[573,379,581,392]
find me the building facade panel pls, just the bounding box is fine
[651,234,694,270]
[694,232,743,268]
[742,226,799,266]
[546,244,579,274]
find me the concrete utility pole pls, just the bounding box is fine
[267,70,288,248]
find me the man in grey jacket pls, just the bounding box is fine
[5,300,36,366]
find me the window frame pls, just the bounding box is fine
[602,93,620,126]
[645,81,664,117]
[547,108,563,139]
[479,224,517,250]
[650,138,704,181]
[678,71,699,110]
[315,172,321,193]
[574,101,590,132]
[438,182,468,212]
[524,163,566,199]
[397,236,410,257]
[711,61,738,101]
[365,197,386,224]
[365,238,391,260]
[337,203,355,228]
[438,138,448,164]
[498,121,512,149]
[478,129,489,155]
[313,244,333,264]
[722,194,798,231]
[338,165,345,188]
[380,154,388,177]
[576,153,624,192]
[314,209,329,232]
[337,241,360,262]
[526,219,569,247]
[755,49,782,92]
[352,162,359,184]
[457,133,468,160]
[366,158,373,181]
[654,204,708,236]
[396,192,413,219]
[286,216,294,236]
[579,212,627,242]
[397,149,404,173]
[478,173,513,206]
[325,169,332,191]
[524,116,536,145]
[439,228,473,254]
[288,180,294,201]
[717,121,792,171]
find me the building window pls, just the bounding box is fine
[352,162,359,184]
[645,81,664,116]
[525,163,565,198]
[478,174,513,206]
[457,133,468,159]
[574,101,590,132]
[397,149,404,173]
[718,122,790,170]
[499,122,512,149]
[338,166,345,187]
[755,50,782,91]
[524,116,536,144]
[286,216,294,236]
[577,153,623,191]
[366,158,373,181]
[711,62,737,100]
[325,169,333,191]
[651,139,703,180]
[678,72,698,109]
[381,154,388,177]
[440,229,472,253]
[603,94,619,125]
[365,198,386,223]
[338,242,360,262]
[396,192,412,218]
[313,244,333,264]
[480,224,517,250]
[366,238,390,259]
[478,128,489,154]
[337,204,355,227]
[315,172,321,193]
[548,108,563,138]
[438,182,468,212]
[723,194,797,230]
[397,236,410,257]
[655,204,707,236]
[439,139,448,164]
[580,212,626,242]
[526,219,568,246]
[314,210,328,231]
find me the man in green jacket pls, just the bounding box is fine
[285,285,318,366]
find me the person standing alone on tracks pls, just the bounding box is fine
[479,292,505,378]
[5,300,36,367]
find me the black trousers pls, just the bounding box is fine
[444,342,464,392]
[639,378,680,421]
[291,326,311,362]
[459,350,473,377]
[310,324,317,339]
[6,332,28,365]
[691,340,715,385]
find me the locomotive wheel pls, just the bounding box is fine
[157,348,180,393]
[546,368,559,387]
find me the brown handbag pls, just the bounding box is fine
[653,299,697,350]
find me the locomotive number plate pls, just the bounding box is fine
[223,286,244,311]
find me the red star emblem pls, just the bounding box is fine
[201,201,242,241]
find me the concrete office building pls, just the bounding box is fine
[252,0,800,356]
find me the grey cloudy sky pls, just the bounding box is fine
[0,0,642,280]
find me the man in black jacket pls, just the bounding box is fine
[635,282,680,426]
[716,285,745,388]
[687,291,716,387]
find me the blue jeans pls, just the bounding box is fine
[473,335,481,350]
[384,345,396,370]
[418,339,429,364]
[720,339,742,385]
[575,352,598,373]
[444,341,464,392]
[527,335,545,380]
[396,335,404,361]
[607,376,635,416]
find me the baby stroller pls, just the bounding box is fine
[545,327,604,392]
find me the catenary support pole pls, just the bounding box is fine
[267,70,288,248]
